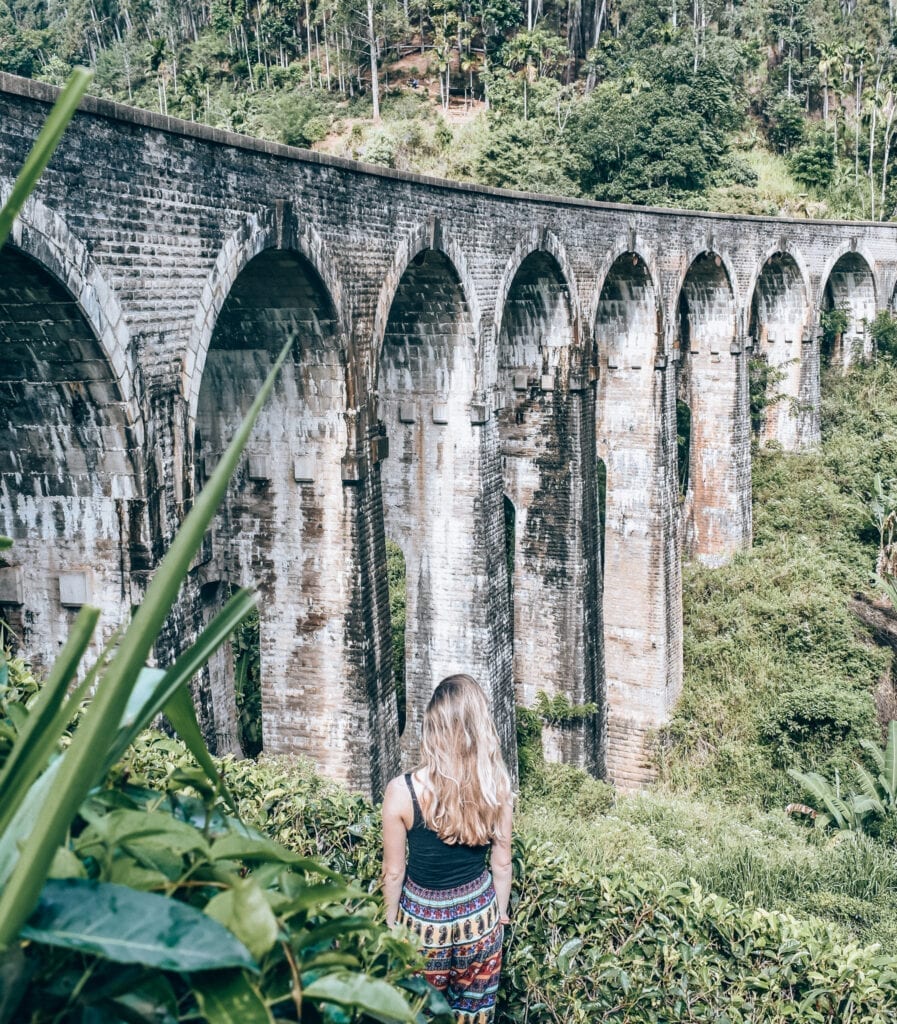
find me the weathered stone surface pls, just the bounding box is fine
[2,72,896,793]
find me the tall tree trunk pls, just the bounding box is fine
[367,0,381,121]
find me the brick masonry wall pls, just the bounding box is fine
[3,73,897,793]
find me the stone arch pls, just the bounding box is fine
[186,211,347,423]
[376,242,513,763]
[372,219,481,382]
[594,250,675,788]
[1,190,141,438]
[594,250,662,369]
[819,248,877,368]
[191,242,376,788]
[748,250,811,450]
[0,222,143,670]
[494,245,601,772]
[674,251,749,564]
[493,230,583,349]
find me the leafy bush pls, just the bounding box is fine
[869,310,897,363]
[661,362,897,806]
[121,740,897,1023]
[790,125,835,191]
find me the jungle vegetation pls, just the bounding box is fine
[5,1,897,216]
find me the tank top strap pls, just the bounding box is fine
[404,772,424,829]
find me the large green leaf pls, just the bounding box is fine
[193,971,274,1024]
[0,336,293,947]
[303,972,417,1022]
[0,68,92,250]
[0,538,12,551]
[204,877,280,961]
[20,878,257,973]
[210,833,338,875]
[884,720,897,803]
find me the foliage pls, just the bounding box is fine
[869,310,897,363]
[233,603,262,756]
[790,125,835,191]
[789,721,897,834]
[123,739,897,1021]
[661,361,897,807]
[676,398,691,496]
[748,355,787,436]
[820,306,850,346]
[531,691,598,726]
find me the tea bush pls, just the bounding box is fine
[119,737,897,1022]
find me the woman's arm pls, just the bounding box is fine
[381,777,409,926]
[491,801,514,925]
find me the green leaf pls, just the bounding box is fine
[205,878,281,962]
[106,587,257,803]
[303,972,416,1022]
[0,537,11,551]
[0,68,93,250]
[884,720,897,803]
[210,833,338,875]
[20,879,257,973]
[0,336,293,947]
[193,971,274,1024]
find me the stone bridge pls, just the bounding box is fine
[1,72,895,796]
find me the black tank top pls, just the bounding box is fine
[404,773,489,889]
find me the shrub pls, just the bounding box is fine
[869,310,897,363]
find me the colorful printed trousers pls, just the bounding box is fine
[397,870,504,1023]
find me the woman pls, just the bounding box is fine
[382,674,513,1023]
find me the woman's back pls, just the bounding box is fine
[404,772,489,889]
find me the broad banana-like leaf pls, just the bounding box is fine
[853,763,886,818]
[883,720,897,805]
[788,769,849,830]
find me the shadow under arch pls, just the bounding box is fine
[0,237,143,672]
[375,239,514,767]
[190,242,383,791]
[3,191,141,440]
[185,211,348,424]
[494,243,602,773]
[493,230,583,349]
[371,219,482,383]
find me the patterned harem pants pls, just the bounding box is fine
[397,870,504,1023]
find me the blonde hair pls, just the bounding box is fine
[417,674,512,846]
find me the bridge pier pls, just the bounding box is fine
[496,249,604,773]
[677,253,751,565]
[376,247,515,768]
[596,253,681,788]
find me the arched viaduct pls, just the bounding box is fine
[1,72,895,795]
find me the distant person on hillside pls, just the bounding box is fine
[381,674,513,1022]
